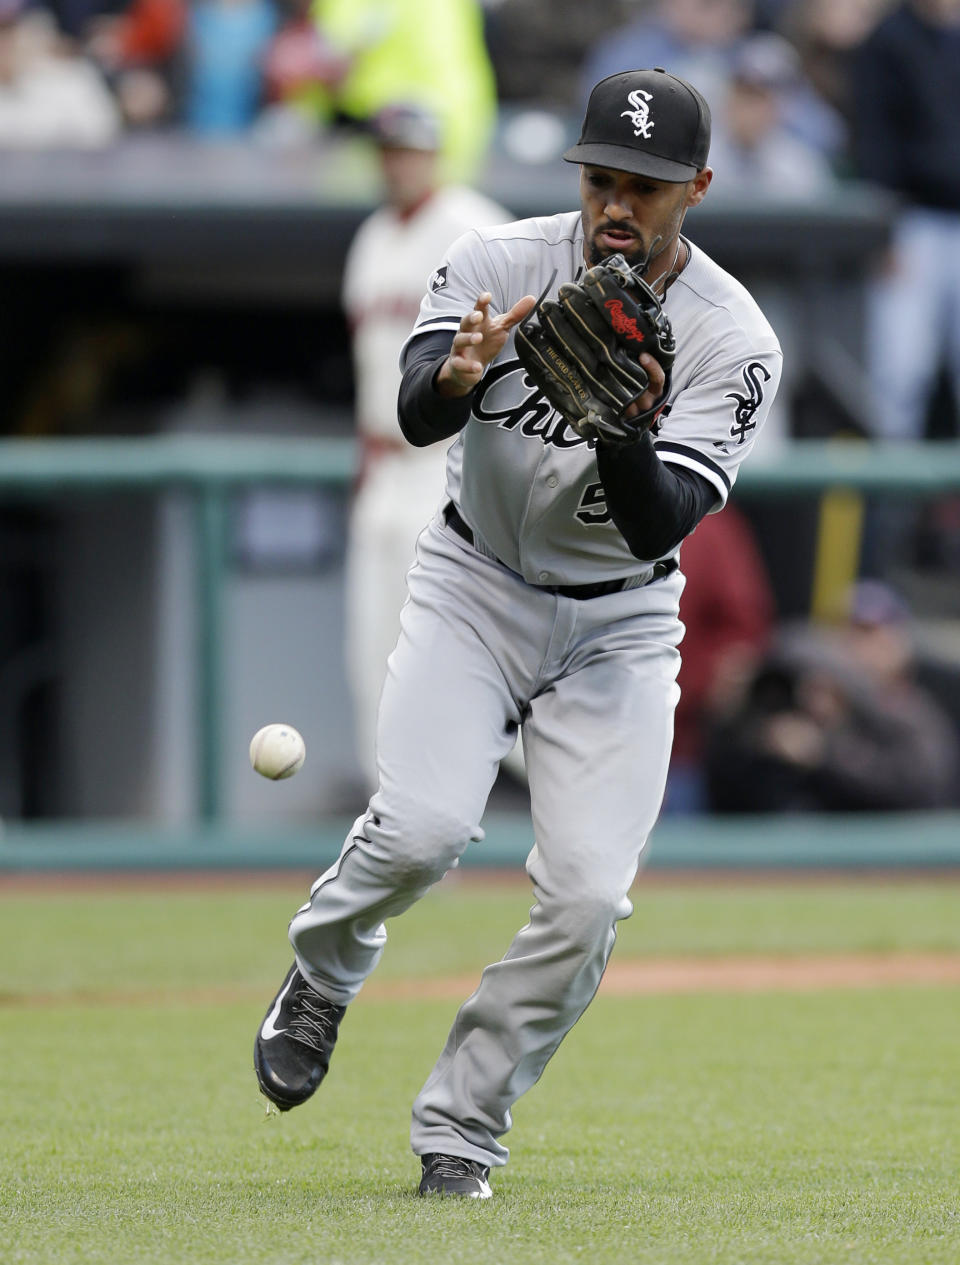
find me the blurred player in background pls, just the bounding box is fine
[341,103,509,789]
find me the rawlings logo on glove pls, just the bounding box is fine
[604,299,646,343]
[514,253,675,445]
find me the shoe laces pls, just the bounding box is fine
[428,1155,488,1180]
[287,989,341,1052]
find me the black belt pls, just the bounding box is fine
[443,503,677,599]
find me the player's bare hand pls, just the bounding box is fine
[624,352,667,419]
[437,292,536,397]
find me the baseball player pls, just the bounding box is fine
[255,68,782,1199]
[341,103,509,789]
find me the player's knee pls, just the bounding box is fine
[372,798,477,885]
[549,883,633,949]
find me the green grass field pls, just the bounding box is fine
[2,873,958,1264]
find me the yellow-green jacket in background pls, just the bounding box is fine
[309,0,498,181]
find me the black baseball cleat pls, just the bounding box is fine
[418,1153,493,1199]
[254,963,347,1111]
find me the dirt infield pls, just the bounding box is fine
[3,867,960,895]
[3,952,959,1011]
[3,869,958,1008]
[342,953,960,998]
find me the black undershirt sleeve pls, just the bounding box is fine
[397,329,719,558]
[397,331,474,447]
[596,433,719,559]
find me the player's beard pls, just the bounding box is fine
[584,195,688,274]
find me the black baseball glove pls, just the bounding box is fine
[514,253,676,445]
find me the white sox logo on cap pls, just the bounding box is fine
[621,89,654,139]
[564,68,711,183]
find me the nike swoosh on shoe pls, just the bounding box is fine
[260,971,296,1040]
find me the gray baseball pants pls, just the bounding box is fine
[289,514,684,1168]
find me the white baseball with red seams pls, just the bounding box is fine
[249,724,306,781]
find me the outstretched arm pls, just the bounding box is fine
[398,292,535,447]
[435,291,536,396]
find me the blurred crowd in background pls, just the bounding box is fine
[3,0,959,451]
[0,0,951,187]
[2,0,960,823]
[3,0,959,445]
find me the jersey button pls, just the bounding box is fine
[538,571,550,582]
[546,475,559,488]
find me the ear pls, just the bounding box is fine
[685,167,713,209]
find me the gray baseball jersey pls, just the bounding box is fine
[402,210,782,585]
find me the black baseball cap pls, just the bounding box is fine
[564,68,711,182]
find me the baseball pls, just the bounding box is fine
[249,724,306,781]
